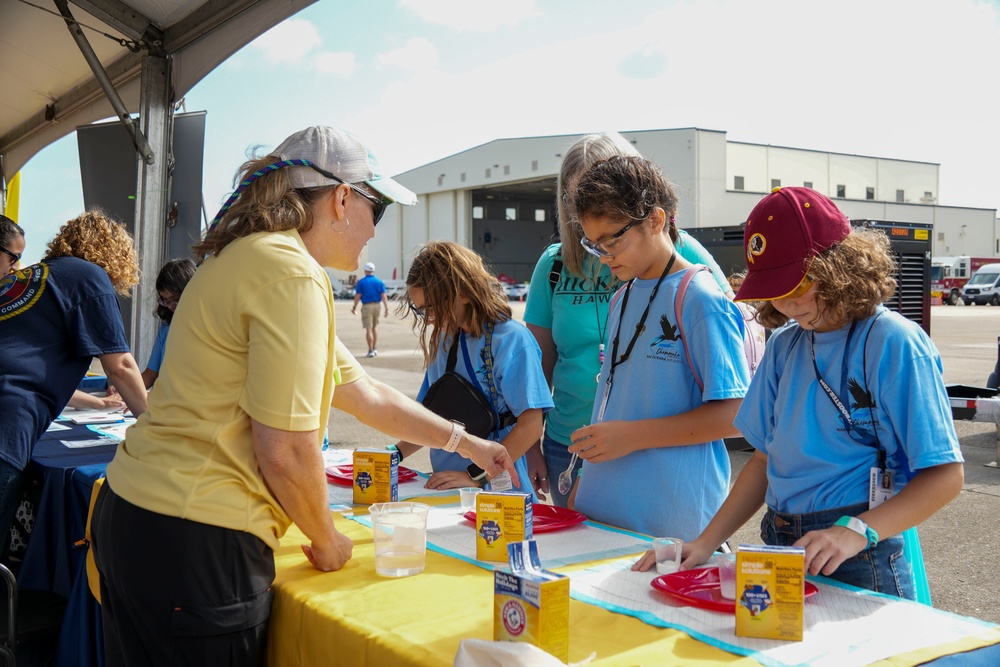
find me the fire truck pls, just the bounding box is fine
[931,256,997,305]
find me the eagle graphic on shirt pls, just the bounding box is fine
[843,376,879,444]
[650,314,680,346]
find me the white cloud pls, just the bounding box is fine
[249,18,323,63]
[315,52,357,76]
[397,0,540,30]
[377,38,438,72]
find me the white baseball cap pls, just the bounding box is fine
[364,262,375,272]
[273,126,418,205]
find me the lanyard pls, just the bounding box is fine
[597,253,675,421]
[459,323,501,434]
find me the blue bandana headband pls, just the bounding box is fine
[205,158,318,237]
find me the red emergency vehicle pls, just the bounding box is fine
[932,256,997,305]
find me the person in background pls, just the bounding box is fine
[140,257,197,389]
[351,261,389,357]
[0,215,24,274]
[0,209,148,563]
[92,126,518,666]
[396,241,552,496]
[565,155,749,539]
[523,132,735,507]
[635,187,964,600]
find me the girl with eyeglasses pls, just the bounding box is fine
[565,155,750,540]
[638,187,964,600]
[395,241,553,496]
[0,214,25,274]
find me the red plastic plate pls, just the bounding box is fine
[325,465,418,486]
[462,503,587,533]
[651,566,819,613]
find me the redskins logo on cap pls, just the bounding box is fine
[746,233,766,265]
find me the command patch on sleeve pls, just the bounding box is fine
[0,263,48,321]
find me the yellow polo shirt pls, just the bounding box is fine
[107,229,364,548]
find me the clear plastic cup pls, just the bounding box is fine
[654,537,683,575]
[715,553,737,599]
[369,502,430,577]
[460,487,481,513]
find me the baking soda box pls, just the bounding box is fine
[735,544,805,641]
[494,540,569,662]
[476,492,533,562]
[352,449,399,504]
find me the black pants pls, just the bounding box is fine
[91,483,275,666]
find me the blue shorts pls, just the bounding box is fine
[761,502,915,600]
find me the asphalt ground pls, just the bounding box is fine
[328,300,1000,624]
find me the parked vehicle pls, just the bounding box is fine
[503,282,529,301]
[931,256,997,305]
[961,263,1000,306]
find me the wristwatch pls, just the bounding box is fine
[466,463,489,488]
[444,420,465,453]
[835,515,879,549]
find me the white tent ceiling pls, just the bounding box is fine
[0,0,315,182]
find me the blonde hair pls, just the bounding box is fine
[752,227,897,329]
[404,241,511,366]
[557,132,641,278]
[193,154,334,260]
[44,209,140,295]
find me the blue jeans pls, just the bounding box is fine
[541,434,583,508]
[0,459,25,563]
[761,502,915,600]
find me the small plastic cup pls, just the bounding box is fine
[714,553,737,599]
[460,487,481,513]
[653,537,683,575]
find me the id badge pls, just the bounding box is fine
[869,467,894,509]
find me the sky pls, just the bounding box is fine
[12,0,1000,264]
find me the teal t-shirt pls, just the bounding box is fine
[522,233,732,449]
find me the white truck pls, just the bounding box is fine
[961,263,1000,306]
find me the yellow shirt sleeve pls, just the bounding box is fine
[333,335,365,387]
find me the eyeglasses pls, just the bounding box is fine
[782,274,816,300]
[579,216,645,258]
[307,165,387,226]
[1,246,21,264]
[157,295,180,309]
[408,302,430,319]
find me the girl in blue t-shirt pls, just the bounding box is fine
[636,187,964,600]
[395,241,552,497]
[566,156,750,539]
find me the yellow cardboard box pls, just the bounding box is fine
[352,449,399,505]
[494,540,569,662]
[735,544,805,641]
[476,492,533,562]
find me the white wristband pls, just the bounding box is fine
[444,420,465,453]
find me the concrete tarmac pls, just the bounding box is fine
[329,300,1000,624]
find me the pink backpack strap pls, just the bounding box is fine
[675,266,710,392]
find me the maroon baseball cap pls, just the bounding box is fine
[735,187,851,301]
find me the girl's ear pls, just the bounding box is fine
[457,293,470,305]
[648,206,667,235]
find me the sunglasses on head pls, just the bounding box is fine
[307,165,387,225]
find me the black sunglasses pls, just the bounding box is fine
[307,165,387,225]
[1,246,21,264]
[408,302,430,319]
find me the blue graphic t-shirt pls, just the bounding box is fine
[416,319,553,498]
[573,269,750,539]
[0,257,129,469]
[735,307,963,514]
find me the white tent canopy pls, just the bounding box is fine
[0,0,314,359]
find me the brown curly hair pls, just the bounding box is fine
[752,227,897,330]
[44,209,140,295]
[402,241,511,366]
[193,154,334,260]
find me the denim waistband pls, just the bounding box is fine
[764,502,869,539]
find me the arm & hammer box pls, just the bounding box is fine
[494,540,569,662]
[352,448,399,504]
[476,492,533,562]
[735,544,805,641]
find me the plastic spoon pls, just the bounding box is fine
[557,452,579,495]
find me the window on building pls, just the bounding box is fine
[771,179,781,189]
[866,187,875,200]
[472,206,484,219]
[485,168,491,178]
[896,189,904,203]
[803,181,813,189]
[535,208,546,222]
[531,160,538,172]
[504,165,510,176]
[437,175,444,187]
[836,184,846,198]
[734,176,744,190]
[461,172,466,183]
[505,207,517,221]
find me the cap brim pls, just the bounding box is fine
[366,177,418,206]
[735,262,809,302]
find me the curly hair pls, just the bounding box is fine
[402,241,511,366]
[574,155,679,244]
[154,258,197,323]
[193,154,335,260]
[43,209,140,295]
[752,227,897,330]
